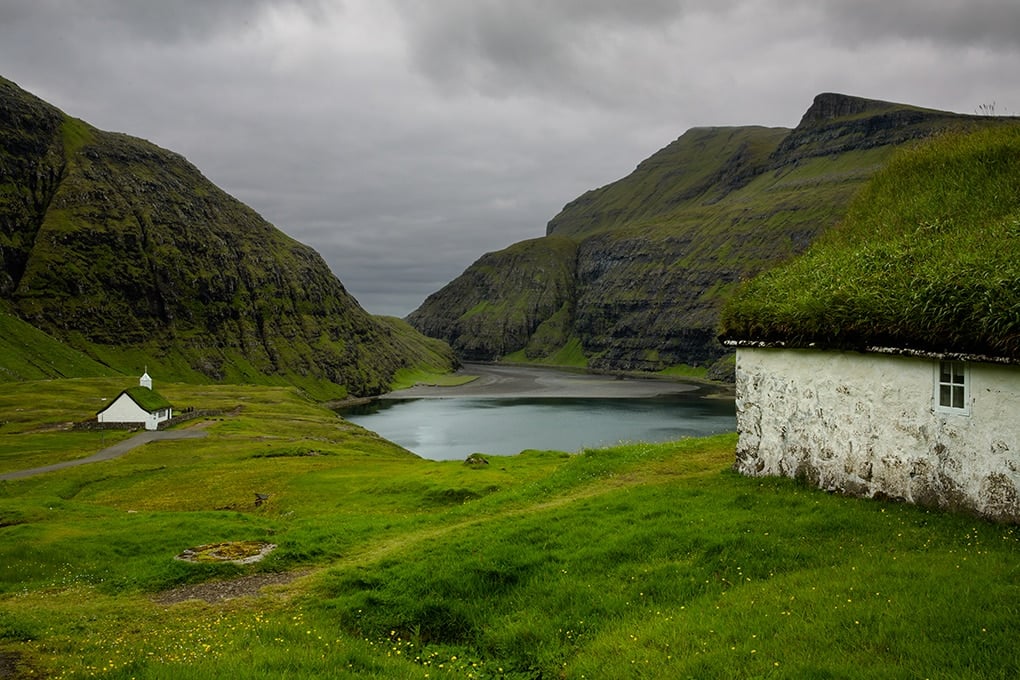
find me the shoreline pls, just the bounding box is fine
[378,362,732,400]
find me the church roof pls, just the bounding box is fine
[121,386,172,412]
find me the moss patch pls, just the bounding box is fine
[175,541,276,564]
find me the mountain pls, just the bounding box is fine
[0,76,455,398]
[408,94,1009,376]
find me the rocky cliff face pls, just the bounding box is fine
[408,93,990,372]
[408,236,577,360]
[0,78,67,298]
[0,76,454,396]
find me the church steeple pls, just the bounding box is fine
[140,367,152,390]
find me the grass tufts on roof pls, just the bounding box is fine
[720,124,1020,359]
[123,385,172,411]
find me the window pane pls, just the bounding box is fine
[936,361,968,411]
[940,385,952,407]
[953,385,965,408]
[940,363,951,383]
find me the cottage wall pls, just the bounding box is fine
[735,348,1020,521]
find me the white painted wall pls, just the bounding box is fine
[735,348,1020,521]
[97,393,171,431]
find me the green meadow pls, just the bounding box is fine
[1,380,1018,678]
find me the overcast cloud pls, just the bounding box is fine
[1,1,1018,315]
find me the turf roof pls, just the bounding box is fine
[719,124,1020,360]
[122,386,172,412]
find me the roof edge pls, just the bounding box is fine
[96,387,173,414]
[721,339,1020,366]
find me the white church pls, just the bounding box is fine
[96,371,173,431]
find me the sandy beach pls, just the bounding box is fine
[381,362,722,400]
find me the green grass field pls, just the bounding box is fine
[1,380,1018,678]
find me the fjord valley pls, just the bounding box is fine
[3,73,1020,678]
[408,93,1016,376]
[0,75,455,399]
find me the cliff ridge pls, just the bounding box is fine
[409,93,1005,374]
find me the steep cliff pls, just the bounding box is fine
[409,236,577,361]
[0,76,455,396]
[409,94,1000,372]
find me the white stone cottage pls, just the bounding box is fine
[717,124,1020,521]
[723,341,1020,521]
[96,371,173,431]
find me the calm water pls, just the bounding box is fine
[341,393,735,461]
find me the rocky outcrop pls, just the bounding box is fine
[409,94,994,372]
[0,76,455,395]
[769,92,975,170]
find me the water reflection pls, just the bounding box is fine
[341,394,735,461]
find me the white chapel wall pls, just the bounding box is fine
[735,348,1020,521]
[97,394,150,426]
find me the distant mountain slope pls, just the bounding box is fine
[409,93,1008,373]
[0,76,455,397]
[407,236,579,361]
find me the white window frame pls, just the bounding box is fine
[934,360,970,415]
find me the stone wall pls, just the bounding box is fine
[734,348,1020,521]
[73,421,143,432]
[74,408,224,432]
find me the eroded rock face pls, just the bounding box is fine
[0,78,67,297]
[573,233,740,371]
[734,347,1020,522]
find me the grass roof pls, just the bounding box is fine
[123,385,172,412]
[719,123,1020,359]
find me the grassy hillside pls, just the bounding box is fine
[1,381,1018,678]
[0,305,117,381]
[0,75,457,398]
[544,125,790,239]
[720,124,1020,358]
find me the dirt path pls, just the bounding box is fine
[0,428,208,481]
[153,483,626,606]
[153,570,311,606]
[153,450,726,605]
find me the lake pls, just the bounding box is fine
[340,364,735,461]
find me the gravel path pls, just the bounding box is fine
[0,428,208,481]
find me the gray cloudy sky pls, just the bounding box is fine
[1,1,1018,316]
